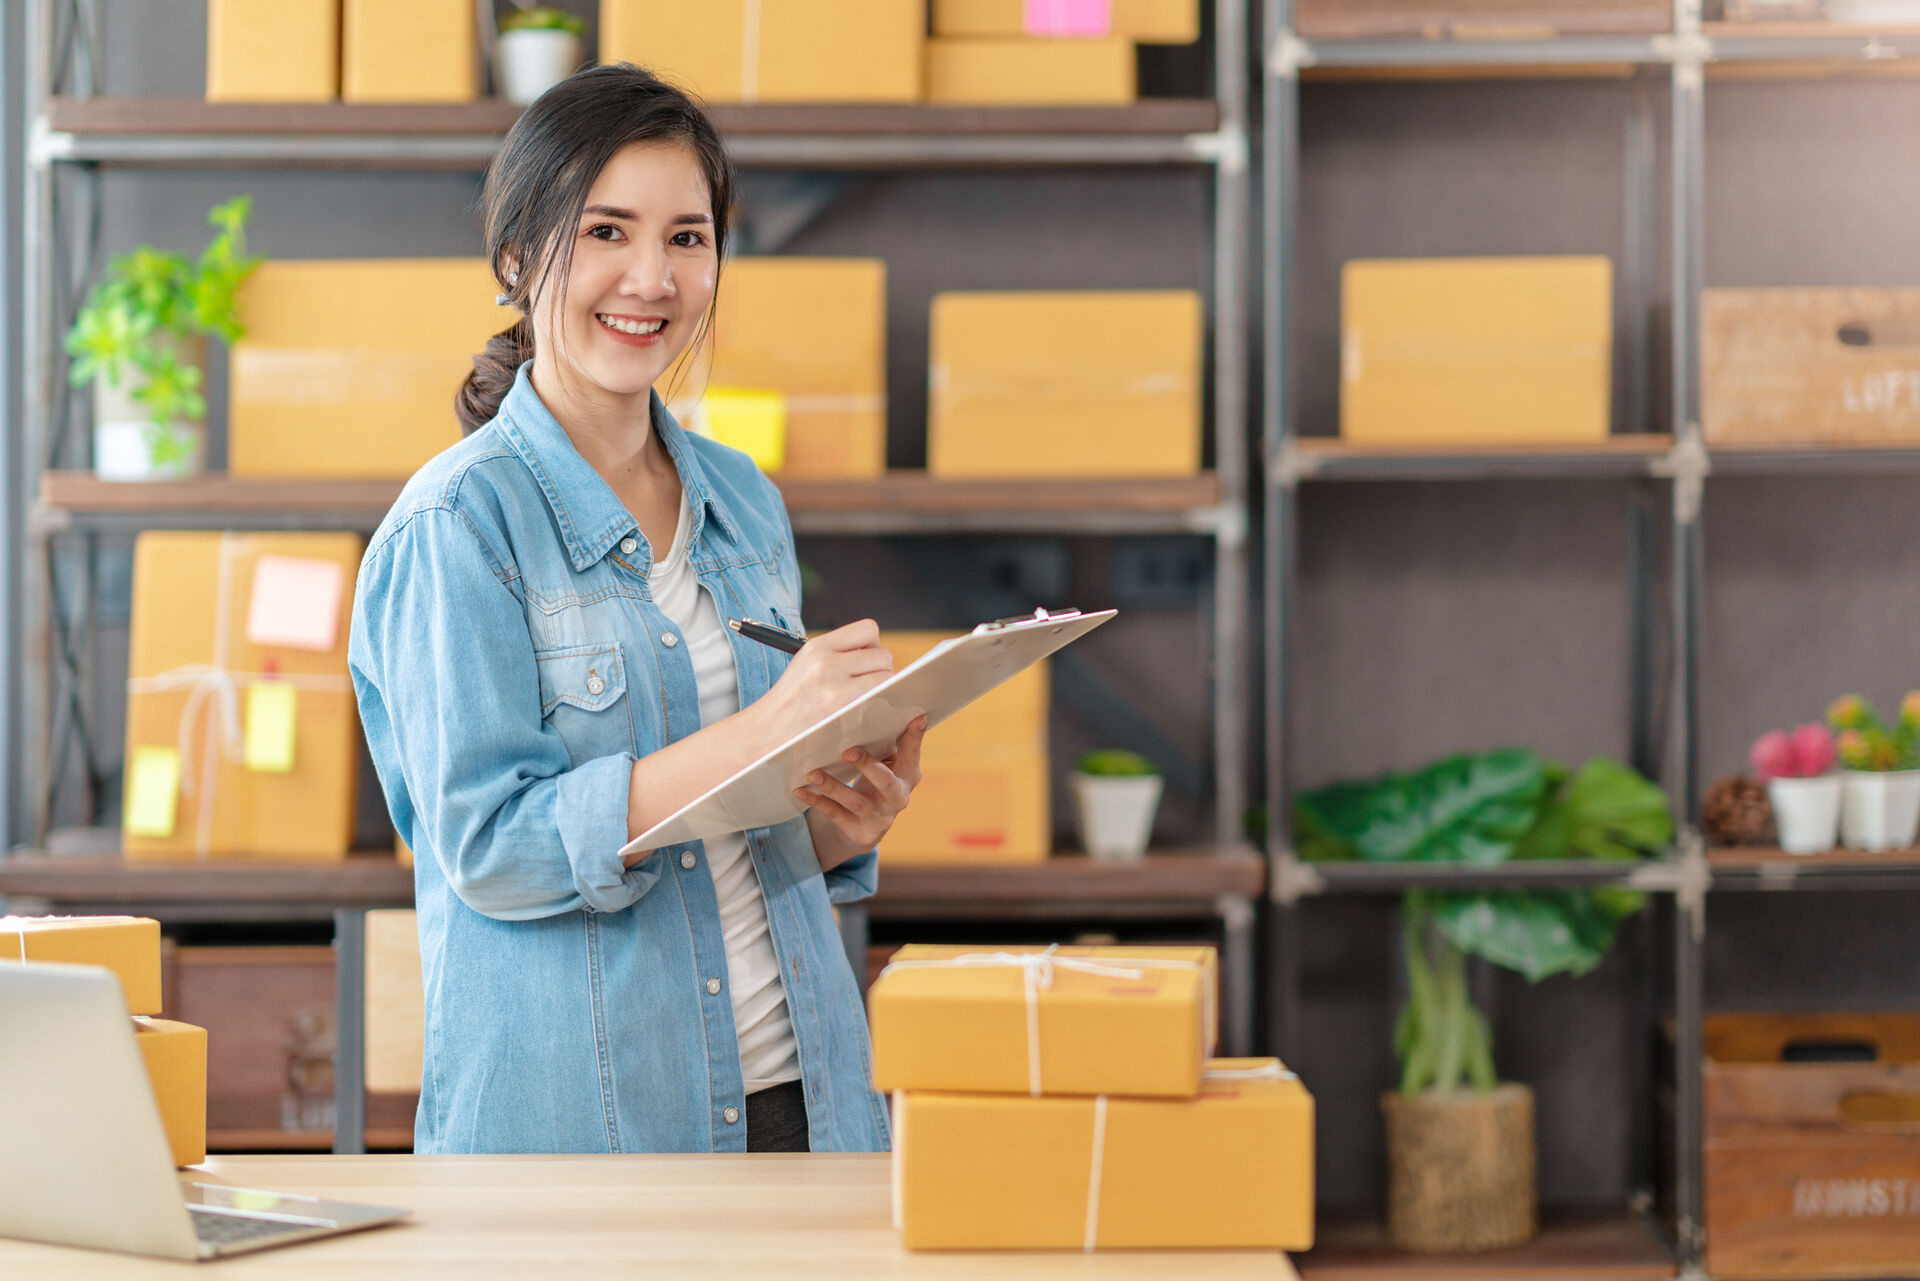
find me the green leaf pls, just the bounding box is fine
[1294,749,1550,865]
[1563,757,1673,861]
[1430,890,1622,983]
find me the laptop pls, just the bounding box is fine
[0,961,410,1261]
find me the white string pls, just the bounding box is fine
[1204,1062,1296,1082]
[890,1090,907,1232]
[740,0,761,103]
[1083,1095,1109,1252]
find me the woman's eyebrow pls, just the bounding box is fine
[580,205,713,227]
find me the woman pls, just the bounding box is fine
[349,64,921,1156]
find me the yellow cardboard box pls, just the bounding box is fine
[887,942,1218,1053]
[206,0,340,102]
[0,916,163,1014]
[123,532,364,861]
[665,259,888,478]
[926,37,1137,105]
[872,633,1048,864]
[364,910,424,1095]
[870,945,1207,1096]
[928,290,1202,476]
[893,1058,1315,1250]
[229,260,514,478]
[933,0,1199,43]
[601,1,922,103]
[134,1018,208,1168]
[343,0,477,103]
[1340,256,1614,446]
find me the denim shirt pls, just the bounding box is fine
[348,363,889,1154]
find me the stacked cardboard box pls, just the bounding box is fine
[928,0,1198,104]
[207,0,478,103]
[869,943,1314,1250]
[2,916,207,1167]
[601,1,923,103]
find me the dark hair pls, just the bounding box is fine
[456,63,737,435]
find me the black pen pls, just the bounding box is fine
[727,617,806,655]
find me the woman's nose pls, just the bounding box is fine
[621,245,676,299]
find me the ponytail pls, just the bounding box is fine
[455,316,534,436]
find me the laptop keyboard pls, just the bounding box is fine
[189,1208,320,1249]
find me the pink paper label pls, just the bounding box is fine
[1023,0,1112,36]
[246,555,345,652]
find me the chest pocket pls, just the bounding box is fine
[534,640,632,767]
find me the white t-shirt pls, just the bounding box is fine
[647,490,801,1094]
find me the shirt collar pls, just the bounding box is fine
[497,363,737,573]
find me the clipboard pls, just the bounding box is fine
[619,607,1116,856]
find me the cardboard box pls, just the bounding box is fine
[1703,288,1920,445]
[123,532,364,861]
[1296,0,1669,39]
[206,0,340,102]
[229,260,514,478]
[1339,256,1613,446]
[933,0,1199,43]
[600,1,922,103]
[342,0,477,103]
[134,1017,208,1168]
[925,37,1137,105]
[0,916,163,1014]
[887,943,1219,1053]
[928,290,1202,477]
[364,910,424,1095]
[665,259,888,478]
[870,944,1207,1096]
[872,633,1048,863]
[893,1057,1315,1250]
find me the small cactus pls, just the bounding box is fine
[1750,724,1836,780]
[1826,694,1920,773]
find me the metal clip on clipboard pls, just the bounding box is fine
[972,607,1083,635]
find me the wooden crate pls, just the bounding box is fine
[1704,1012,1920,1280]
[1704,288,1920,445]
[1295,0,1668,39]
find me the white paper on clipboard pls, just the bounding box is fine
[619,607,1116,856]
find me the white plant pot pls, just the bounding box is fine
[1767,775,1843,856]
[91,333,206,481]
[496,29,581,106]
[1839,769,1920,852]
[1071,773,1163,861]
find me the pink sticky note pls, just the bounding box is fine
[1024,0,1112,35]
[246,556,345,652]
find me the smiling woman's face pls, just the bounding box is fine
[525,141,719,412]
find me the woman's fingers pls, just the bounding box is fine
[886,715,929,788]
[840,748,909,809]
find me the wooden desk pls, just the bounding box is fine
[0,1154,1297,1279]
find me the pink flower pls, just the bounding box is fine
[1751,724,1836,780]
[1750,730,1794,781]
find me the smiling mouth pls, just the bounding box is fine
[596,313,666,336]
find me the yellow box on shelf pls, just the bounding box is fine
[600,0,923,103]
[0,915,163,1015]
[928,290,1202,477]
[873,632,1049,865]
[342,0,478,103]
[933,0,1199,43]
[925,36,1137,105]
[665,258,888,478]
[206,0,340,103]
[229,260,514,478]
[123,532,364,862]
[1339,256,1614,447]
[892,1058,1315,1250]
[134,1017,208,1168]
[696,388,789,473]
[869,944,1208,1096]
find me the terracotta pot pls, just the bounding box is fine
[1382,1083,1537,1253]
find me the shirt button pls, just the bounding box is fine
[661,632,679,648]
[706,977,722,996]
[585,672,605,696]
[620,537,638,555]
[723,1106,740,1125]
[680,851,696,870]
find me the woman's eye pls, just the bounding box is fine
[587,224,623,242]
[670,231,707,249]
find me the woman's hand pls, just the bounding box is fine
[749,618,893,748]
[798,715,928,871]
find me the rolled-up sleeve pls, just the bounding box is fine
[823,849,879,904]
[350,506,656,920]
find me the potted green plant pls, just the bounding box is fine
[1748,723,1840,855]
[66,195,258,482]
[1297,749,1672,1253]
[1827,693,1920,851]
[1071,749,1163,860]
[496,5,586,106]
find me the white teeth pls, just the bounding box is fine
[597,314,663,336]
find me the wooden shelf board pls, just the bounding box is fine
[206,1128,416,1152]
[1299,1212,1676,1281]
[1709,844,1920,870]
[45,96,1220,139]
[1294,435,1673,460]
[1704,20,1920,38]
[1709,437,1920,454]
[872,848,1265,908]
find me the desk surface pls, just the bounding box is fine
[0,1154,1300,1279]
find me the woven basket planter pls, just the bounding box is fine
[1382,1083,1538,1253]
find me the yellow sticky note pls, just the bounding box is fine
[126,746,181,838]
[702,387,788,473]
[244,682,298,773]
